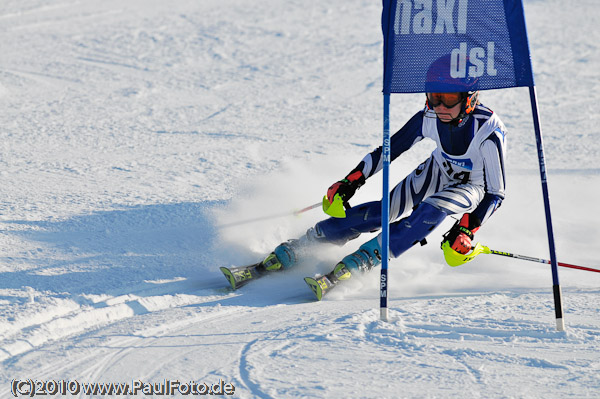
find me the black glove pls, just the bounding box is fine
[326,170,366,208]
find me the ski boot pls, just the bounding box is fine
[261,239,301,271]
[261,227,324,271]
[220,238,304,289]
[305,237,382,300]
[221,228,324,290]
[336,236,383,276]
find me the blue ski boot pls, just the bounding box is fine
[261,227,324,271]
[262,240,301,271]
[332,237,382,280]
[304,237,383,300]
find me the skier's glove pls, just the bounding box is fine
[327,170,366,208]
[442,213,481,254]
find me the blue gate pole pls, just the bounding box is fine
[529,86,565,332]
[380,93,391,322]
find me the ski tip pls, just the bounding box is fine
[304,277,323,301]
[220,267,237,290]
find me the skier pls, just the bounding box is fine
[222,58,507,298]
[261,80,507,289]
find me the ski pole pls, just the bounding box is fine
[217,201,321,229]
[442,241,600,273]
[487,249,600,274]
[293,202,322,216]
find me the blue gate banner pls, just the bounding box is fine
[382,0,534,93]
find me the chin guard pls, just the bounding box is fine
[442,241,489,267]
[322,194,346,218]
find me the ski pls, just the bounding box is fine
[220,263,266,290]
[222,260,350,301]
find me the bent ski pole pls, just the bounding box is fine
[217,201,321,229]
[442,241,600,274]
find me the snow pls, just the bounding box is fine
[0,0,599,397]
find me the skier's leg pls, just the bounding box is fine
[388,202,447,257]
[332,202,447,279]
[312,201,382,245]
[422,184,485,216]
[261,199,385,271]
[333,180,486,275]
[386,183,486,257]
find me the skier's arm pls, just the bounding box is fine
[472,130,506,225]
[355,111,425,179]
[326,111,424,205]
[445,130,506,253]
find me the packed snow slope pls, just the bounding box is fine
[0,0,599,398]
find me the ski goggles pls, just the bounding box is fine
[426,92,464,108]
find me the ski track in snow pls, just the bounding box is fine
[0,0,599,397]
[6,291,599,397]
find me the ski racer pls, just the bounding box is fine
[259,87,507,286]
[259,58,507,289]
